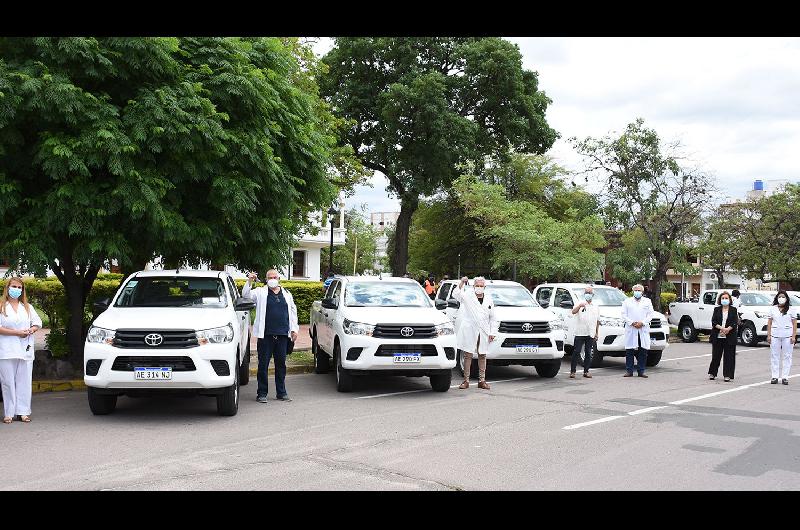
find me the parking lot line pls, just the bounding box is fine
[354,377,528,399]
[562,415,625,430]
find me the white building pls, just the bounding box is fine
[370,211,400,272]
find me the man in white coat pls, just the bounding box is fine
[243,269,299,403]
[621,283,654,377]
[452,276,498,389]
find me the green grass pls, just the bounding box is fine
[290,348,313,365]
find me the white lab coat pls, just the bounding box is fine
[0,302,42,361]
[452,285,498,355]
[621,296,654,350]
[241,282,299,340]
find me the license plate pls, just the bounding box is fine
[393,353,421,363]
[134,367,172,380]
[516,345,539,354]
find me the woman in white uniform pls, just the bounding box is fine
[0,277,43,423]
[767,290,797,385]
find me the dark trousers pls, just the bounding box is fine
[257,335,289,398]
[625,334,649,374]
[709,339,736,378]
[571,336,594,373]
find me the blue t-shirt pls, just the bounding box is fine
[264,288,290,336]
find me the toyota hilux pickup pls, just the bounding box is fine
[309,276,456,392]
[435,279,566,378]
[84,270,255,416]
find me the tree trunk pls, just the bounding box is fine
[652,263,670,313]
[390,196,419,275]
[715,269,725,290]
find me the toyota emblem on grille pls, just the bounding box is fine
[144,333,163,347]
[400,327,415,337]
[522,323,533,332]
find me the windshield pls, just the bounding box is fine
[114,277,228,308]
[487,286,538,307]
[572,287,627,306]
[790,294,800,306]
[344,282,432,307]
[740,293,773,306]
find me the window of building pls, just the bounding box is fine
[292,250,306,278]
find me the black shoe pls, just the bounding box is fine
[623,372,633,377]
[724,377,730,382]
[276,395,292,401]
[638,373,648,378]
[782,379,789,386]
[771,378,779,384]
[257,395,268,403]
[709,375,716,380]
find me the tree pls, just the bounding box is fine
[573,118,714,311]
[320,38,558,275]
[320,207,379,276]
[0,37,337,366]
[697,203,746,289]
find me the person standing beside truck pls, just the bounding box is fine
[424,274,437,300]
[570,285,599,378]
[621,284,653,378]
[708,291,738,382]
[768,290,797,385]
[453,276,496,389]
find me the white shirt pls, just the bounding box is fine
[0,302,43,361]
[769,306,796,338]
[241,282,299,339]
[731,297,742,309]
[574,301,599,337]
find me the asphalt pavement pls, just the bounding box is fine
[2,341,799,490]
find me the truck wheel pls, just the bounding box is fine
[313,330,330,374]
[535,359,561,378]
[335,343,353,393]
[87,387,117,415]
[239,339,251,386]
[217,356,239,416]
[564,343,574,355]
[646,350,662,367]
[590,352,604,368]
[430,370,452,392]
[679,320,698,342]
[740,322,759,347]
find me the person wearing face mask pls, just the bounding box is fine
[0,278,43,424]
[621,284,654,377]
[570,285,599,378]
[767,290,797,385]
[453,276,497,389]
[708,291,738,382]
[243,269,299,403]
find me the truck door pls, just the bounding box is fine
[227,275,248,356]
[554,287,577,341]
[322,280,342,352]
[700,291,718,329]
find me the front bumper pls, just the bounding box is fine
[83,342,237,390]
[339,335,457,371]
[485,330,566,361]
[594,325,670,354]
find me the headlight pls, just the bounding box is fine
[343,319,375,336]
[549,317,567,331]
[196,323,235,345]
[754,311,770,319]
[435,322,455,336]
[599,317,626,328]
[87,326,115,344]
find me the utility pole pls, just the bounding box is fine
[353,234,358,275]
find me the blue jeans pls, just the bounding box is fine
[257,335,288,398]
[571,336,594,373]
[625,347,649,375]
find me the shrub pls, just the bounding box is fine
[660,292,677,307]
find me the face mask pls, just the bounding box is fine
[8,287,22,299]
[721,299,730,306]
[474,287,485,295]
[584,293,593,301]
[778,297,787,305]
[633,291,642,299]
[267,279,279,289]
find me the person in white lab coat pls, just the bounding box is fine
[767,290,797,385]
[621,284,653,378]
[0,277,43,423]
[452,276,498,389]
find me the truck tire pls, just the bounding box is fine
[87,387,117,415]
[535,359,561,378]
[313,330,330,374]
[457,350,480,380]
[217,356,239,416]
[430,370,452,392]
[335,342,353,393]
[590,352,604,368]
[646,350,662,366]
[740,322,759,347]
[239,339,250,386]
[679,320,698,342]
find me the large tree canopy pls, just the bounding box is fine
[320,37,558,274]
[0,37,339,363]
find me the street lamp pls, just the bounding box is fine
[327,206,338,275]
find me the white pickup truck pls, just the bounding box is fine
[667,290,776,346]
[435,279,566,378]
[309,275,456,392]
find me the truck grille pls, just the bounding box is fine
[111,356,197,371]
[499,321,551,333]
[650,319,663,328]
[374,344,439,356]
[501,337,553,348]
[372,324,438,339]
[113,329,199,349]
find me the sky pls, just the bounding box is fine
[314,37,800,214]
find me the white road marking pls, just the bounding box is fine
[669,373,800,405]
[563,415,625,430]
[628,406,669,415]
[354,377,527,399]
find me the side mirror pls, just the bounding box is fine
[321,298,338,310]
[435,299,447,310]
[447,298,460,309]
[559,300,574,309]
[234,297,256,312]
[93,298,110,312]
[540,301,550,308]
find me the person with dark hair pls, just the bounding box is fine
[424,274,437,300]
[708,291,738,382]
[768,290,797,385]
[731,289,742,309]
